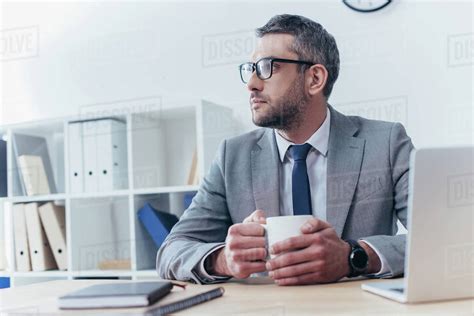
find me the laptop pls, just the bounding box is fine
[362,146,474,303]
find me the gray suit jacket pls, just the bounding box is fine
[156,105,414,283]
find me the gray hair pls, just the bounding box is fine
[256,14,340,99]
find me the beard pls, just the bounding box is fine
[251,76,309,131]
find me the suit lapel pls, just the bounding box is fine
[251,129,281,218]
[326,106,365,237]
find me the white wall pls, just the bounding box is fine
[1,0,473,148]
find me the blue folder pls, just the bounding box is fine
[137,203,179,248]
[0,277,10,289]
[183,192,196,209]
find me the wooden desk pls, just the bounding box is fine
[0,278,472,315]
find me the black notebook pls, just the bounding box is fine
[58,281,173,309]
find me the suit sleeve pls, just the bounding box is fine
[360,122,414,277]
[156,140,232,284]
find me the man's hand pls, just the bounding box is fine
[265,218,351,286]
[207,210,268,279]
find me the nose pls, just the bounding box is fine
[246,71,264,92]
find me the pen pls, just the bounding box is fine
[147,287,225,316]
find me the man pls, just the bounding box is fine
[156,14,413,285]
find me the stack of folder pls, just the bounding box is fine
[68,118,128,193]
[13,202,67,271]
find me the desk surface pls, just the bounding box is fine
[0,278,472,315]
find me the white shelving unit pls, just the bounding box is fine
[0,99,236,287]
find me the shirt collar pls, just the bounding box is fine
[274,107,331,162]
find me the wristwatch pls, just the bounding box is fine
[346,239,369,277]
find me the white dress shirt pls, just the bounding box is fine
[197,107,390,281]
[275,108,330,220]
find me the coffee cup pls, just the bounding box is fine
[261,215,313,259]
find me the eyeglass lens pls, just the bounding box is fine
[240,63,254,83]
[256,59,272,80]
[240,59,272,83]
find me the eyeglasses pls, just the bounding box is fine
[239,57,314,84]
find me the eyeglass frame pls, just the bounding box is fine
[239,57,315,84]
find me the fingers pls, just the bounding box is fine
[243,209,267,224]
[274,271,322,286]
[227,235,266,249]
[266,225,349,285]
[227,247,267,262]
[225,244,267,279]
[228,222,265,237]
[268,260,322,280]
[270,234,314,255]
[229,261,267,279]
[225,222,268,279]
[266,247,316,271]
[269,220,330,255]
[300,218,331,234]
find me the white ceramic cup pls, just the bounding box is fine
[261,215,314,259]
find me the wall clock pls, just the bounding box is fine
[343,0,392,13]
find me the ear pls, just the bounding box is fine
[306,64,328,97]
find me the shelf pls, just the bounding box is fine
[1,269,160,279]
[12,270,69,278]
[71,270,133,277]
[133,185,199,195]
[130,108,198,189]
[1,100,236,287]
[7,193,67,203]
[9,122,66,197]
[70,196,130,271]
[3,187,199,202]
[0,117,65,135]
[68,190,131,200]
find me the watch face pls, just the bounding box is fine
[343,0,391,13]
[351,248,369,270]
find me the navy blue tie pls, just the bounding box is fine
[290,144,312,216]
